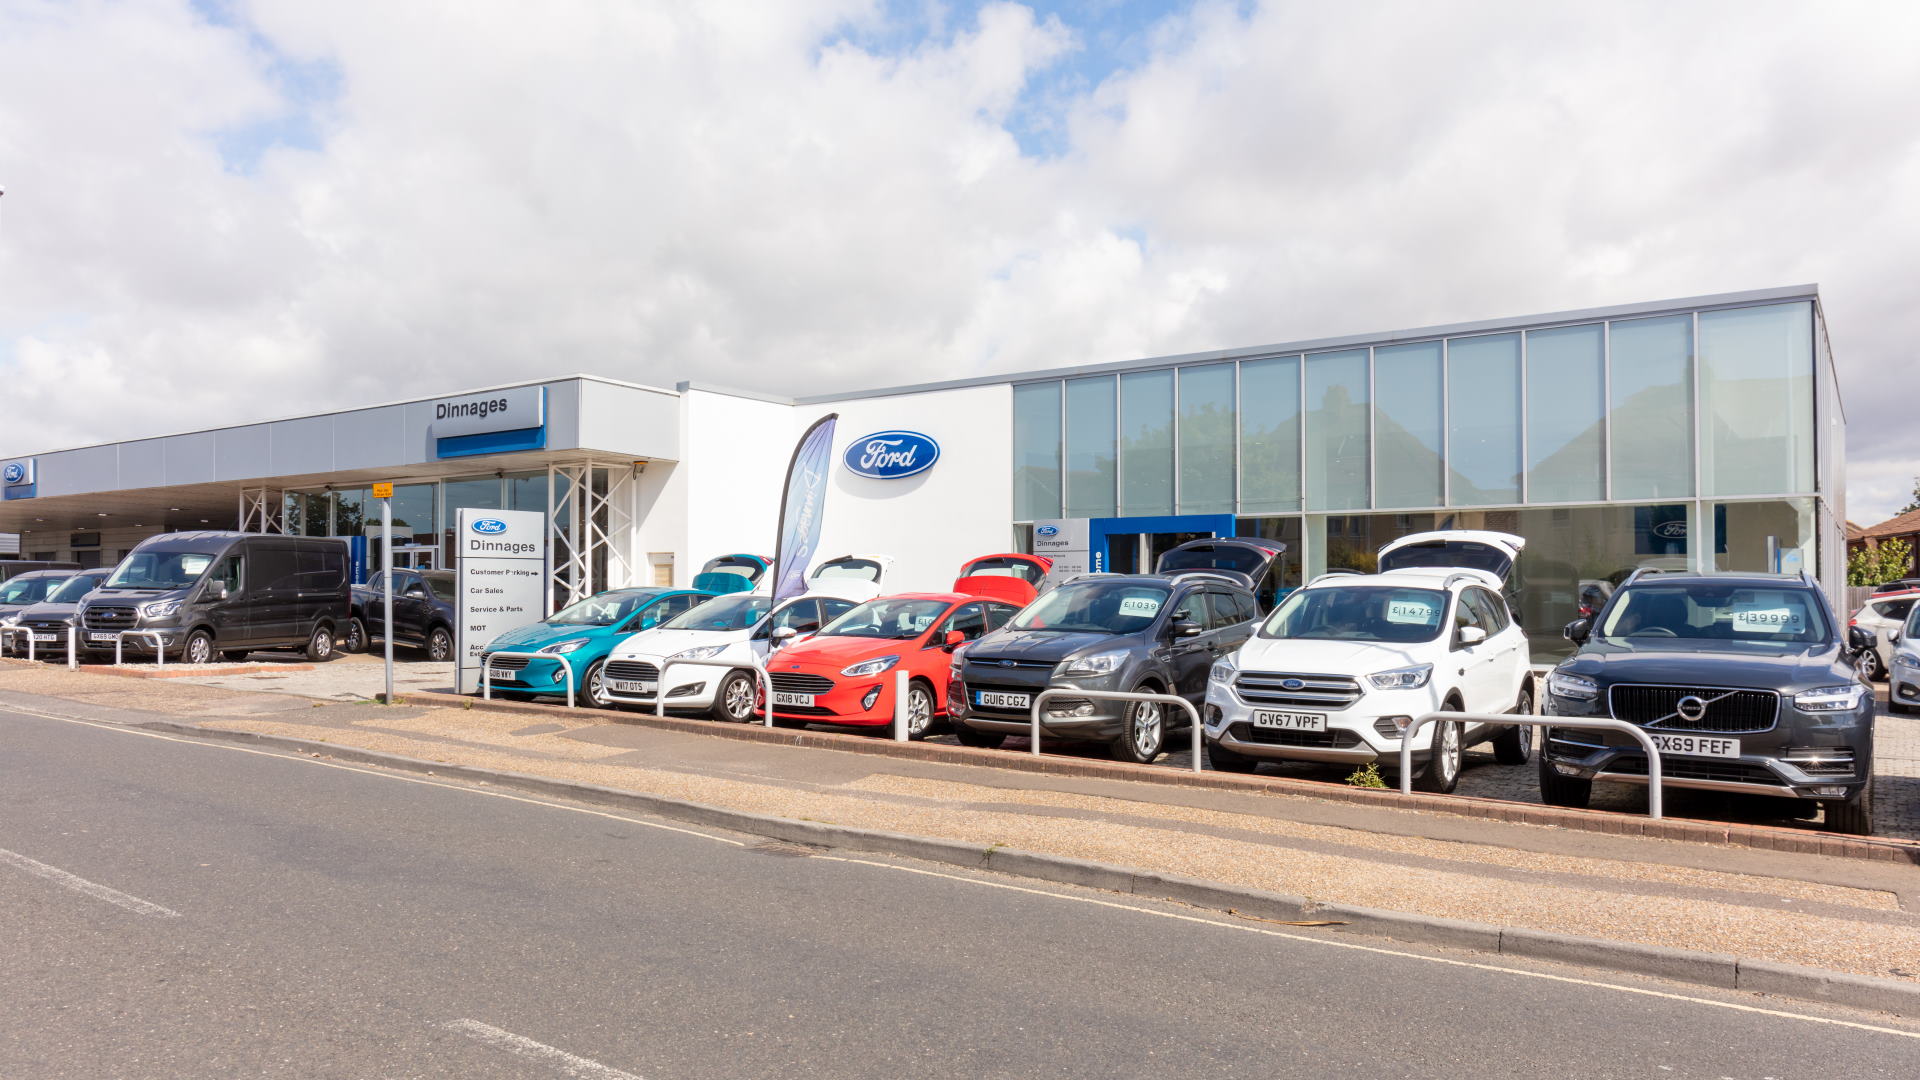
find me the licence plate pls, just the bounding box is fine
[606,679,657,695]
[974,690,1030,709]
[88,632,118,643]
[1649,733,1742,759]
[1251,710,1327,732]
[487,667,516,682]
[772,691,815,707]
[31,633,58,643]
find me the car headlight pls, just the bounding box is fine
[0,614,17,627]
[542,638,592,655]
[1055,649,1128,678]
[1547,669,1598,701]
[141,600,183,619]
[1208,653,1237,685]
[1368,663,1432,690]
[841,655,900,678]
[1793,684,1867,712]
[669,644,727,663]
[1895,651,1920,670]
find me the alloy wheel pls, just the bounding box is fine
[723,674,756,720]
[1131,700,1163,758]
[1438,720,1461,783]
[906,686,934,736]
[429,628,453,662]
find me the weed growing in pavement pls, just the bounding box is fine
[1344,763,1387,789]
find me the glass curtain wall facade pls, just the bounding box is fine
[1010,297,1831,661]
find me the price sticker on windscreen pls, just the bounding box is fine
[1731,605,1805,634]
[1385,598,1441,625]
[1117,595,1163,617]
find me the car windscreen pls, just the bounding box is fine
[1009,581,1171,635]
[962,557,1045,583]
[49,573,109,604]
[1378,541,1512,577]
[812,558,883,584]
[425,574,458,602]
[549,592,657,626]
[0,576,63,605]
[819,597,948,639]
[1259,585,1449,644]
[1158,545,1269,576]
[1599,585,1830,644]
[664,594,771,631]
[106,550,217,590]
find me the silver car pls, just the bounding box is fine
[1849,590,1919,680]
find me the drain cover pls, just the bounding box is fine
[747,840,821,858]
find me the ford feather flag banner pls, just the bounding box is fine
[771,413,838,603]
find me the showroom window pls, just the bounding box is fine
[1064,376,1117,518]
[1609,313,1694,499]
[1012,382,1063,520]
[1305,349,1369,511]
[1525,323,1605,504]
[1118,370,1174,516]
[1713,498,1816,576]
[1177,364,1235,515]
[1447,333,1522,505]
[1372,341,1443,509]
[1699,302,1814,497]
[1238,355,1301,514]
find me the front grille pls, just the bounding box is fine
[966,656,1054,670]
[1235,671,1363,709]
[770,672,835,695]
[1784,747,1856,776]
[605,660,661,682]
[1605,755,1781,786]
[1231,723,1363,749]
[23,619,71,632]
[83,606,138,630]
[480,653,530,670]
[1609,684,1779,733]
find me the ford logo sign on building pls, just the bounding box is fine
[843,430,940,479]
[2,464,22,485]
[1035,524,1060,538]
[471,518,509,535]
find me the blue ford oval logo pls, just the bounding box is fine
[471,518,508,535]
[1281,678,1305,690]
[1036,524,1060,537]
[843,430,940,479]
[2,463,23,484]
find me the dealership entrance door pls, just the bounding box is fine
[1089,514,1236,574]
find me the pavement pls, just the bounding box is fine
[4,658,1918,992]
[5,707,1919,1079]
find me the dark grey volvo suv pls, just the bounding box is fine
[1542,571,1877,834]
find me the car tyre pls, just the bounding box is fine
[1492,683,1534,765]
[1111,691,1167,764]
[710,669,759,723]
[304,624,336,662]
[426,625,454,663]
[902,681,936,740]
[343,618,369,655]
[1537,742,1593,808]
[582,658,611,708]
[220,650,250,662]
[1412,718,1463,793]
[1206,741,1261,774]
[951,722,1007,749]
[183,630,215,666]
[1822,775,1874,835]
[1856,650,1883,683]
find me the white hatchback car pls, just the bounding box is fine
[600,591,860,719]
[1203,531,1535,792]
[1849,590,1920,681]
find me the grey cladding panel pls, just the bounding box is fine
[163,432,217,485]
[214,426,273,482]
[333,405,410,471]
[37,445,119,498]
[118,439,168,489]
[270,416,336,476]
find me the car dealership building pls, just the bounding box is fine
[0,285,1844,660]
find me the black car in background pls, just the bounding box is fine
[949,572,1260,763]
[347,568,458,661]
[1543,571,1878,834]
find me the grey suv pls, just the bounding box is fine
[1543,571,1878,834]
[948,573,1259,763]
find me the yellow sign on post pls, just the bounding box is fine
[371,483,394,499]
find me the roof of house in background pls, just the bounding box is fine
[1861,509,1920,540]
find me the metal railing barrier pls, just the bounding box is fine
[0,626,38,662]
[1398,711,1665,819]
[648,656,775,728]
[105,630,170,668]
[481,650,576,709]
[1030,688,1204,774]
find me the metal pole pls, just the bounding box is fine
[892,669,909,741]
[1397,711,1665,819]
[67,625,77,670]
[382,498,394,705]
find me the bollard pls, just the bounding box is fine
[892,669,910,741]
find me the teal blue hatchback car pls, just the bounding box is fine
[478,588,715,706]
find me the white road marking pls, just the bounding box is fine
[813,855,1920,1041]
[444,1019,646,1079]
[0,847,181,918]
[10,703,1919,1041]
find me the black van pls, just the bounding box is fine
[77,532,350,664]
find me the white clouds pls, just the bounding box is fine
[1,0,1917,519]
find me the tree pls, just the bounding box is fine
[1900,476,1920,516]
[1848,537,1914,586]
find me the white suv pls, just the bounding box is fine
[1203,531,1535,792]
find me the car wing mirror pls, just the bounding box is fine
[1849,625,1876,651]
[1457,625,1488,647]
[1171,619,1203,639]
[770,626,798,644]
[942,629,966,651]
[210,581,230,601]
[1892,628,1904,644]
[1562,619,1591,645]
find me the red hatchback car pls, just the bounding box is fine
[763,592,1022,738]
